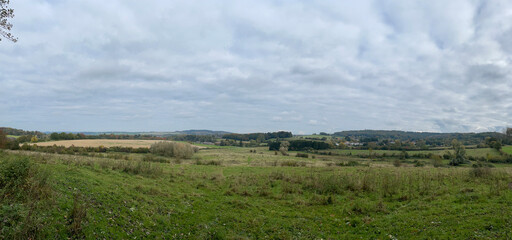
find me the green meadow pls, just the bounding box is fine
[1,145,512,239]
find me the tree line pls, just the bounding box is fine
[222,131,293,141]
[333,130,510,146]
[269,140,330,151]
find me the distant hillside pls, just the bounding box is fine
[332,130,507,145]
[171,130,231,136]
[66,130,230,137]
[0,127,45,137]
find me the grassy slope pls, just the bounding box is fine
[1,147,512,239]
[502,146,512,155]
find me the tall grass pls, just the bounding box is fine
[0,153,54,239]
[221,167,511,203]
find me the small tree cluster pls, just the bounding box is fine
[449,139,467,166]
[150,141,197,159]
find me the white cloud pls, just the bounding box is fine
[1,0,511,133]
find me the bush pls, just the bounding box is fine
[150,141,195,159]
[470,166,492,178]
[431,155,443,168]
[336,161,362,167]
[296,153,309,158]
[0,156,31,191]
[414,161,425,167]
[195,159,222,166]
[0,153,53,238]
[472,161,495,168]
[393,159,401,167]
[281,161,306,167]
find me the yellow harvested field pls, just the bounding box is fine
[33,139,173,148]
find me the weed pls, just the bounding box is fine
[68,193,87,238]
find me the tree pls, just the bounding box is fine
[506,128,512,137]
[449,139,466,166]
[279,141,290,156]
[1,0,17,42]
[489,140,502,152]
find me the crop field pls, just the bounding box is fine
[31,139,177,148]
[2,145,512,239]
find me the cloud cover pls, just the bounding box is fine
[1,0,511,133]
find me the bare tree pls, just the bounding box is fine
[1,0,17,42]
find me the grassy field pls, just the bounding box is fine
[503,146,512,155]
[323,148,502,158]
[1,147,512,239]
[7,135,19,139]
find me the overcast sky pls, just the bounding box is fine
[1,0,511,134]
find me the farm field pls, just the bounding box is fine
[32,139,182,148]
[2,145,512,239]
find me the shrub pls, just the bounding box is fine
[393,159,401,167]
[150,141,195,159]
[0,156,31,191]
[399,151,409,159]
[443,151,452,160]
[0,153,53,238]
[470,166,492,178]
[280,161,306,167]
[472,161,495,168]
[335,161,362,167]
[195,159,222,166]
[431,155,443,168]
[296,153,309,158]
[414,161,425,167]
